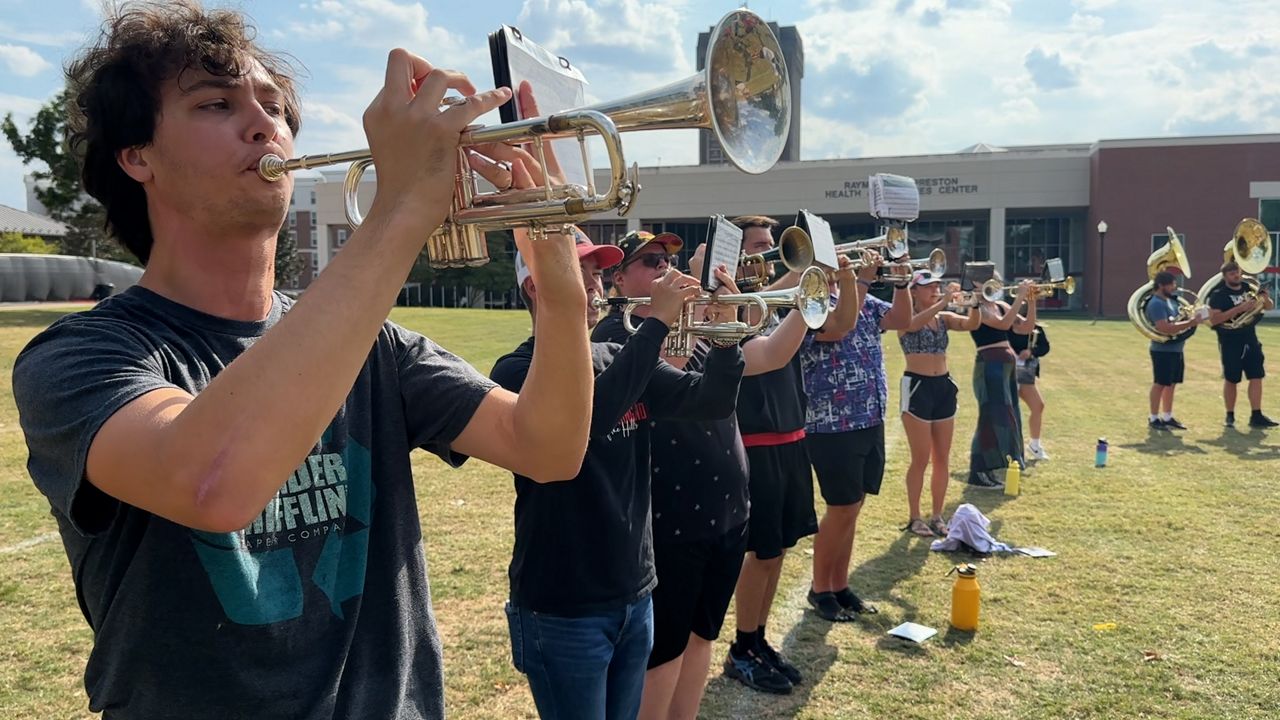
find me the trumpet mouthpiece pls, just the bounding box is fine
[257,154,287,182]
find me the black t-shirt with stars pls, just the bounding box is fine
[595,312,750,545]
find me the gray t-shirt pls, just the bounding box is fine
[12,286,496,719]
[1145,294,1186,352]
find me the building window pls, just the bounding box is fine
[289,214,296,228]
[311,214,317,228]
[288,230,297,243]
[290,195,295,206]
[1006,217,1071,279]
[912,219,990,275]
[1151,230,1185,254]
[337,229,348,246]
[310,191,316,206]
[311,253,319,271]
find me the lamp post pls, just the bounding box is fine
[1096,220,1108,320]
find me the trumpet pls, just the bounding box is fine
[257,9,789,268]
[833,226,910,260]
[739,226,814,289]
[597,266,831,357]
[947,290,981,312]
[980,276,1076,303]
[879,248,947,283]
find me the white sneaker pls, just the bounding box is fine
[1028,445,1050,461]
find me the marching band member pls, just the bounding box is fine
[1145,271,1203,430]
[1206,261,1278,428]
[965,272,1033,489]
[12,3,595,717]
[897,272,978,538]
[493,230,745,720]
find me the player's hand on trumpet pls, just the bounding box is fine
[364,50,510,235]
[649,270,704,327]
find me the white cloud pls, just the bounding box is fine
[514,0,692,79]
[0,44,52,77]
[281,0,486,71]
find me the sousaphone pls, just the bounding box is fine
[1194,218,1273,330]
[1127,227,1199,342]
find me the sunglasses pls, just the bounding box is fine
[626,253,677,270]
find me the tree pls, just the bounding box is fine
[0,231,57,254]
[406,230,517,307]
[2,91,134,264]
[275,225,304,289]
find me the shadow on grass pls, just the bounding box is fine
[0,309,86,328]
[1116,427,1209,456]
[717,532,936,718]
[1199,427,1280,460]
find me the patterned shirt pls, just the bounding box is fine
[801,294,891,433]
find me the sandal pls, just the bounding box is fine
[928,517,949,537]
[903,518,934,538]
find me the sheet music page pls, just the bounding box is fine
[499,27,591,188]
[704,215,744,291]
[801,210,838,269]
[869,173,921,222]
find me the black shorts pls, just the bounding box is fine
[648,523,748,669]
[1151,351,1185,386]
[805,425,885,507]
[899,372,959,421]
[1219,338,1266,383]
[744,440,816,560]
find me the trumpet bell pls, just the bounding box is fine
[794,265,831,330]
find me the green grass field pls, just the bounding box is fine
[1,306,1278,719]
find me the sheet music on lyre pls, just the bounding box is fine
[703,215,744,291]
[490,26,591,189]
[799,210,838,270]
[869,173,920,222]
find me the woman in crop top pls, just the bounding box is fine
[896,271,980,537]
[966,274,1034,489]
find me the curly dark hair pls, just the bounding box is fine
[65,0,302,264]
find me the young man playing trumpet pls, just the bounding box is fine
[594,233,818,717]
[1206,261,1278,428]
[11,2,597,717]
[725,216,861,694]
[493,229,746,720]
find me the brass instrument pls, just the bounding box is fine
[879,248,947,283]
[739,225,814,288]
[1194,218,1273,330]
[1127,228,1200,343]
[947,290,981,314]
[981,276,1076,303]
[833,226,910,260]
[257,9,789,268]
[598,266,830,357]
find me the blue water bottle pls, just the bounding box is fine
[1095,437,1108,468]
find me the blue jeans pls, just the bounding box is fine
[505,595,654,720]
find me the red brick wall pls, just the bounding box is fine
[1087,140,1280,316]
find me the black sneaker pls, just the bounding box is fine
[834,587,879,615]
[1249,412,1280,428]
[1164,417,1188,430]
[723,645,793,694]
[967,471,1005,489]
[1225,412,1235,428]
[807,588,855,622]
[1149,418,1168,431]
[756,637,803,686]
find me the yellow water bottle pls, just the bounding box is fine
[1003,456,1021,496]
[948,563,981,631]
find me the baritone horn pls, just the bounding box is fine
[598,266,830,357]
[1194,218,1273,330]
[257,9,790,268]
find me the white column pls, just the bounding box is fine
[989,207,1006,276]
[626,216,642,233]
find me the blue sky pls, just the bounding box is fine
[2,0,1279,211]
